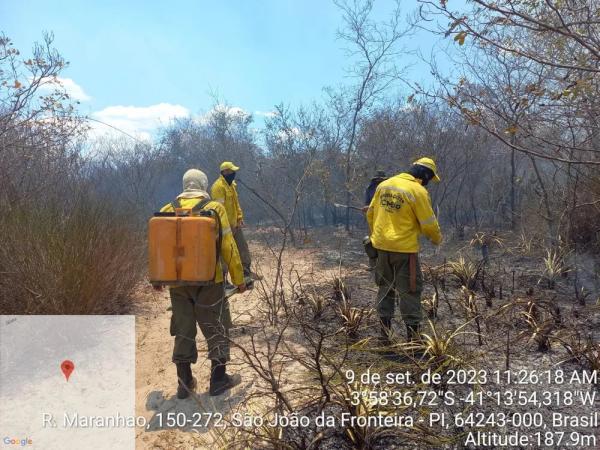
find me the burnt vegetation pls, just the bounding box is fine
[1,0,600,448]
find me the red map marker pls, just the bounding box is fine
[61,360,75,381]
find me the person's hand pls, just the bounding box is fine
[238,219,245,228]
[237,283,247,293]
[152,283,163,292]
[361,206,369,213]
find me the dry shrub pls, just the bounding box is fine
[0,186,145,314]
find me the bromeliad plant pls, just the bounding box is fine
[306,294,326,319]
[419,321,471,371]
[337,299,369,339]
[520,309,554,352]
[541,248,570,289]
[332,277,351,302]
[560,334,600,375]
[513,230,536,254]
[447,256,479,290]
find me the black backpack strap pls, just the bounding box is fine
[171,197,210,214]
[191,197,212,214]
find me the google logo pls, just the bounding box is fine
[2,437,32,446]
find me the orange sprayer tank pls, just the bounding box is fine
[148,209,217,284]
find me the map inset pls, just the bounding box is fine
[0,315,135,449]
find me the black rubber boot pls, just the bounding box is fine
[176,363,197,399]
[209,359,241,396]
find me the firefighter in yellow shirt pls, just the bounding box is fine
[211,161,256,279]
[366,157,442,344]
[157,169,246,399]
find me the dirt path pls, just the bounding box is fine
[133,230,353,449]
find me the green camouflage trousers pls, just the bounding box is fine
[169,283,231,363]
[233,227,251,275]
[375,250,423,327]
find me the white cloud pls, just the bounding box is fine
[222,106,247,116]
[255,110,277,118]
[89,103,190,141]
[277,126,303,142]
[58,77,92,102]
[195,104,250,125]
[37,76,92,102]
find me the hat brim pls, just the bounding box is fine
[221,164,240,171]
[414,162,440,182]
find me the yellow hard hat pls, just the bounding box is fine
[220,161,240,172]
[413,157,440,182]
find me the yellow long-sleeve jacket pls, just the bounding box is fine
[210,176,244,228]
[367,173,442,253]
[160,197,244,286]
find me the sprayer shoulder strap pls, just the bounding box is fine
[170,197,212,213]
[191,198,212,214]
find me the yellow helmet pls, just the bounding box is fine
[413,157,440,182]
[220,161,240,172]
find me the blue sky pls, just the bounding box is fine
[2,0,457,139]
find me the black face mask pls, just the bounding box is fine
[408,165,433,187]
[223,172,236,185]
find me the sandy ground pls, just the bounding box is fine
[133,228,350,449]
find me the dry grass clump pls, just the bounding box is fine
[0,188,144,314]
